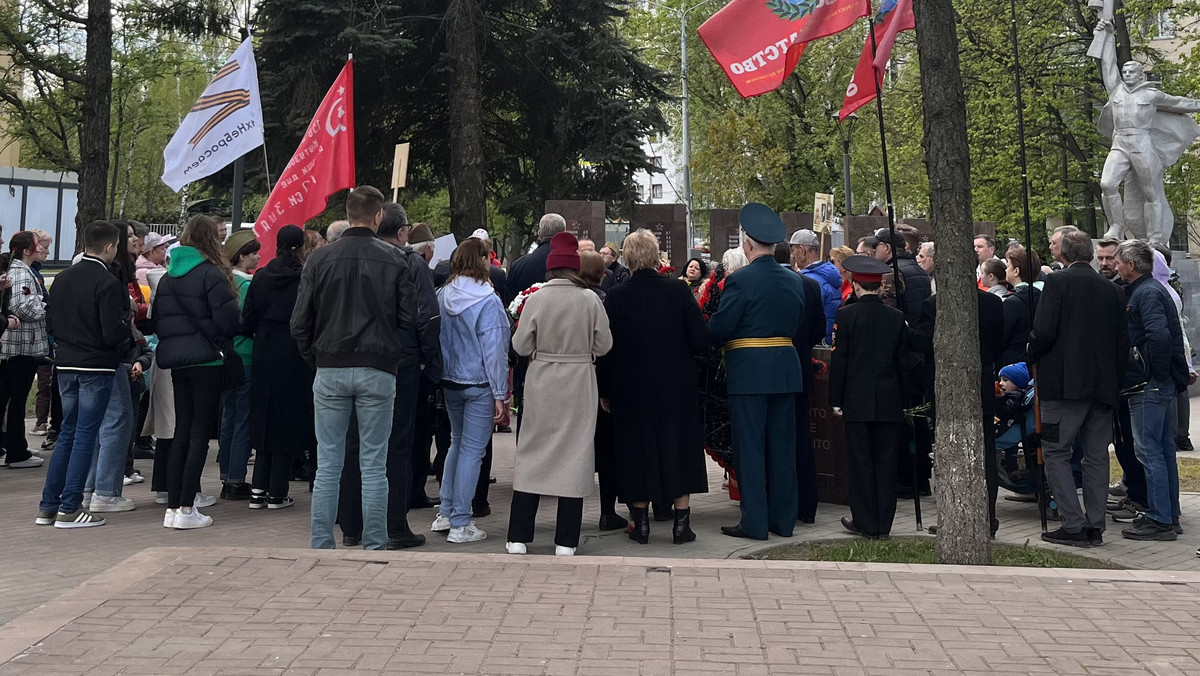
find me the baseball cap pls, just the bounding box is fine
[469,228,490,242]
[866,228,905,250]
[143,232,177,250]
[788,229,819,247]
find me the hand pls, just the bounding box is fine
[600,398,611,413]
[130,363,143,379]
[1095,18,1113,33]
[1190,372,1197,386]
[6,317,18,331]
[493,399,506,423]
[832,407,843,417]
[0,274,9,290]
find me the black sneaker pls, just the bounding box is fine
[342,535,361,547]
[1172,518,1183,535]
[385,531,426,549]
[1086,528,1104,546]
[472,503,491,518]
[1121,518,1177,541]
[248,489,267,510]
[1041,527,1092,547]
[40,430,57,450]
[1178,437,1194,452]
[267,496,294,510]
[220,482,253,500]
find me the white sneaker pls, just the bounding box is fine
[173,508,212,529]
[81,491,92,510]
[155,492,168,505]
[193,492,216,508]
[89,495,136,512]
[505,542,527,555]
[6,456,44,468]
[431,513,452,532]
[163,508,178,528]
[555,546,576,556]
[447,523,487,543]
[124,471,145,485]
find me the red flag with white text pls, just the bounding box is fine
[838,0,914,120]
[254,60,355,264]
[698,0,869,99]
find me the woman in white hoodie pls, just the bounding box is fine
[430,238,511,544]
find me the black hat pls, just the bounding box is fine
[865,228,905,251]
[277,224,305,252]
[842,255,892,282]
[739,203,786,245]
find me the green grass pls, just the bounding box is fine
[746,537,1122,569]
[1111,452,1200,492]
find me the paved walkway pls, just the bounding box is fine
[1,547,1199,675]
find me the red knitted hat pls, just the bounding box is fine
[546,231,581,272]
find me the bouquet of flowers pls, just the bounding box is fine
[507,282,545,324]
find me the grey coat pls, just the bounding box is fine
[512,279,613,498]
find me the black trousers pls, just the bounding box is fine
[340,365,418,539]
[845,421,901,537]
[0,356,39,461]
[795,392,818,522]
[594,406,619,515]
[253,452,292,498]
[167,366,223,509]
[1112,399,1146,507]
[507,490,584,548]
[897,413,933,492]
[151,437,173,492]
[412,376,450,502]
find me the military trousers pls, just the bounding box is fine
[729,393,798,539]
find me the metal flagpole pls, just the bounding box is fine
[867,9,920,530]
[1008,0,1047,531]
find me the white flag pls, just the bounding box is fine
[161,38,264,192]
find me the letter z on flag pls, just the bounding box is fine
[253,60,356,265]
[839,0,914,120]
[161,38,264,192]
[699,0,869,99]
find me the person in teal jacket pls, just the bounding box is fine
[710,203,810,540]
[218,230,259,500]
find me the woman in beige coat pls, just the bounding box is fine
[506,232,612,556]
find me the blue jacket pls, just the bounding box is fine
[438,276,511,400]
[800,260,841,344]
[1122,273,1188,394]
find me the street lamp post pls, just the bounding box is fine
[833,112,858,217]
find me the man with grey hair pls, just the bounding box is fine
[916,241,935,294]
[326,220,352,243]
[507,213,566,297]
[1114,239,1187,541]
[1048,224,1079,265]
[1028,228,1127,547]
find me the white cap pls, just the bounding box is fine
[469,228,490,242]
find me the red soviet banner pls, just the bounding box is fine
[838,0,914,120]
[254,59,356,264]
[698,0,870,99]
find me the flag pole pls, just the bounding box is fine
[866,7,920,530]
[1008,0,1047,531]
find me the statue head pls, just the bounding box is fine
[1121,61,1146,87]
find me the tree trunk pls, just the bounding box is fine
[77,0,113,241]
[446,0,487,241]
[913,0,991,565]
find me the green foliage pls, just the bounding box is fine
[748,537,1122,569]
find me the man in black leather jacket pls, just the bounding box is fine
[291,186,419,551]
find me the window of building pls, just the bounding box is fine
[1151,10,1176,39]
[651,156,662,168]
[651,184,663,199]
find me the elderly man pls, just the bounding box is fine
[326,220,351,243]
[599,242,630,291]
[916,241,936,294]
[1048,225,1079,266]
[1114,239,1186,541]
[1028,230,1128,547]
[788,229,840,344]
[710,203,810,540]
[577,235,597,253]
[508,213,566,297]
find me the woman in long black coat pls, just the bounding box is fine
[598,229,712,545]
[241,225,315,508]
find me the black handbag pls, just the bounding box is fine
[217,348,244,391]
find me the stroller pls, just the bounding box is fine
[994,386,1040,495]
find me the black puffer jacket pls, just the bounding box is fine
[152,246,241,369]
[889,252,932,325]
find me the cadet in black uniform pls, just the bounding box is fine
[830,256,910,538]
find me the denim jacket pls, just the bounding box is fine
[438,276,511,400]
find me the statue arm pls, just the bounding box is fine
[1154,91,1200,115]
[1094,21,1120,95]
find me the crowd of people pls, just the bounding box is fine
[5,189,1196,556]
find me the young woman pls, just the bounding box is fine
[217,231,260,500]
[430,238,510,543]
[152,215,241,530]
[506,232,612,556]
[242,225,313,510]
[0,232,48,468]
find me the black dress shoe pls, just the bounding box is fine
[342,535,361,547]
[653,506,675,522]
[386,532,426,549]
[473,504,491,518]
[798,516,815,525]
[495,425,512,433]
[841,516,864,537]
[409,496,440,510]
[720,525,767,540]
[598,512,629,531]
[1086,528,1104,546]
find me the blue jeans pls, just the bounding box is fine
[1129,382,1180,524]
[85,369,132,497]
[311,367,396,550]
[39,372,114,514]
[440,386,494,528]
[218,365,252,483]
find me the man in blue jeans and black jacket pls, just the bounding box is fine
[35,221,130,529]
[292,185,419,551]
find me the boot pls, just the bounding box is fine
[672,507,696,545]
[628,506,650,544]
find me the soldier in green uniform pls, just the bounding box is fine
[710,203,809,540]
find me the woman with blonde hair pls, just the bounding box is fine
[829,246,855,302]
[600,229,711,544]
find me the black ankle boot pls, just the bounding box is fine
[672,508,696,544]
[628,506,650,544]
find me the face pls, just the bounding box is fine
[36,238,50,263]
[1049,232,1064,263]
[219,222,229,242]
[1116,256,1139,282]
[148,244,168,265]
[1121,62,1144,88]
[1097,245,1118,277]
[873,242,891,262]
[999,377,1018,394]
[1005,259,1022,286]
[240,251,260,271]
[127,227,143,255]
[600,247,617,265]
[578,240,596,253]
[685,260,702,281]
[790,245,809,269]
[973,237,993,264]
[856,241,874,258]
[916,245,934,274]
